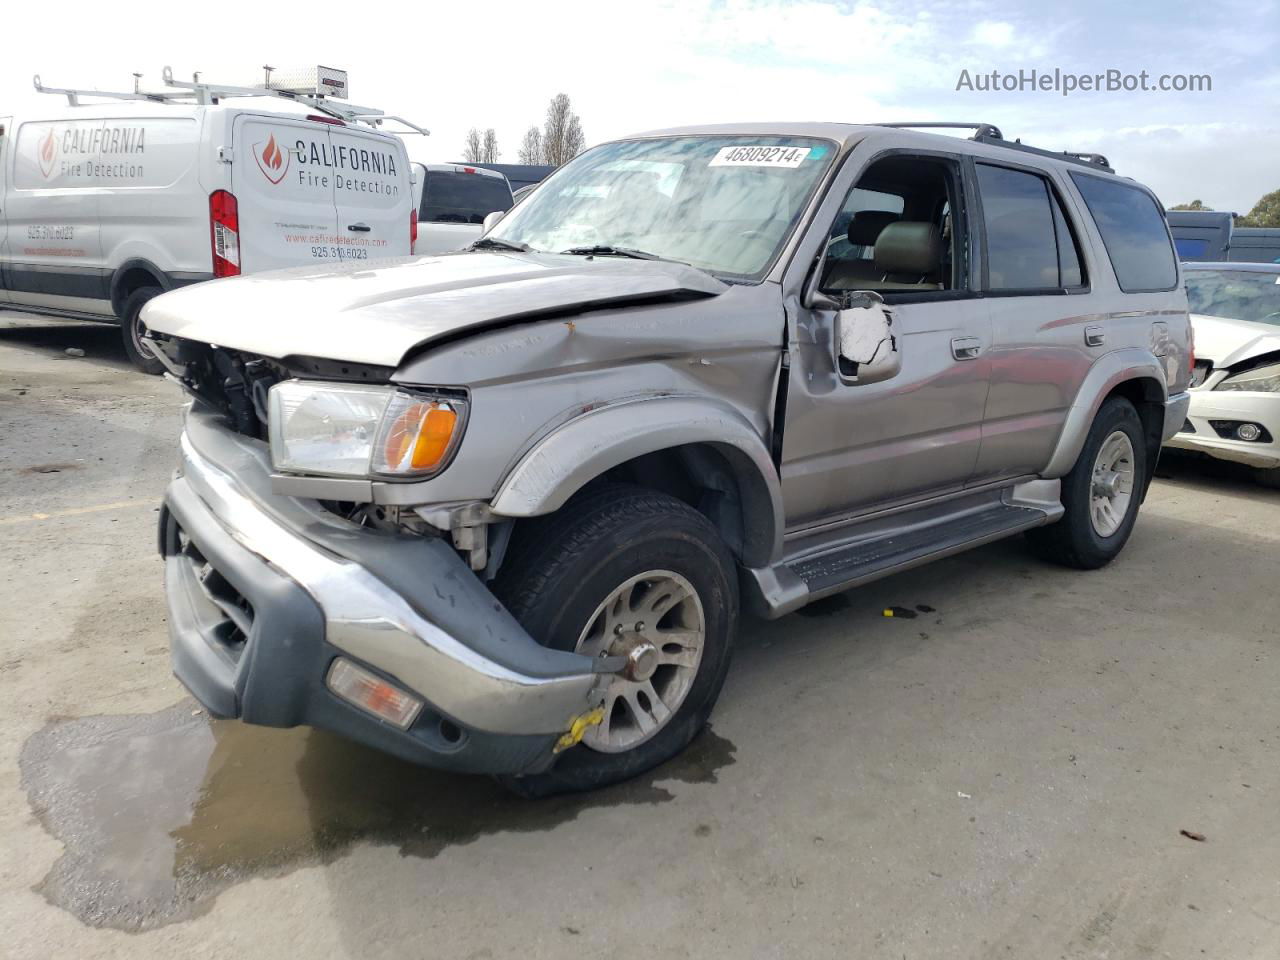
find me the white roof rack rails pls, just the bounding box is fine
[32,65,429,137]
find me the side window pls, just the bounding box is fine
[820,155,962,297]
[976,164,1084,291]
[1070,173,1177,292]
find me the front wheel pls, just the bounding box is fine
[1028,396,1147,569]
[121,286,165,375]
[494,486,738,797]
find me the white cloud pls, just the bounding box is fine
[971,20,1016,47]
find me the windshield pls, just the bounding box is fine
[487,135,836,280]
[422,171,513,224]
[1185,269,1280,326]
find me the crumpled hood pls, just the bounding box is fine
[1190,313,1280,368]
[143,251,728,368]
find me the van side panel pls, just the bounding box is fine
[5,119,111,315]
[0,116,12,303]
[97,117,208,295]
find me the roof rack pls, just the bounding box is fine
[877,121,1004,140]
[32,65,429,136]
[872,122,1114,173]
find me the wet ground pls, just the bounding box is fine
[3,315,1280,959]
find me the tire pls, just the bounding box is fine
[120,286,165,375]
[1027,396,1147,569]
[1257,467,1280,490]
[493,485,738,797]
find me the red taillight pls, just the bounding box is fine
[209,190,240,278]
[305,114,346,126]
[410,209,418,255]
[462,166,476,174]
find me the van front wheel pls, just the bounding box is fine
[121,287,165,375]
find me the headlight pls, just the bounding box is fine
[1217,362,1280,393]
[268,380,467,479]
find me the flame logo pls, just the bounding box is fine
[253,132,290,184]
[262,134,283,170]
[38,128,58,179]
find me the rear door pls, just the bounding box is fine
[329,124,411,260]
[231,114,339,273]
[0,116,11,301]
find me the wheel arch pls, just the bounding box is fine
[490,396,784,568]
[1043,349,1168,479]
[109,259,168,318]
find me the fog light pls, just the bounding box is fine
[1236,423,1262,442]
[326,658,423,729]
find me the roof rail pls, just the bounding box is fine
[871,122,1115,173]
[876,121,1004,140]
[32,66,429,136]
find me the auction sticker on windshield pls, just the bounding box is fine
[710,145,812,168]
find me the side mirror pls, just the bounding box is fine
[836,292,901,385]
[482,210,505,234]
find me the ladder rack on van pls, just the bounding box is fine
[32,66,429,137]
[874,122,1114,173]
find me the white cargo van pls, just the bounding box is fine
[0,69,417,372]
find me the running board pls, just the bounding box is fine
[744,492,1058,619]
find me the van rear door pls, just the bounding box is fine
[329,125,411,260]
[231,114,339,273]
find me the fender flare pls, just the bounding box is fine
[491,395,785,565]
[1042,348,1169,477]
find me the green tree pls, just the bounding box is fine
[1236,189,1280,228]
[1170,199,1212,211]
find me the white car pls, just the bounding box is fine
[1166,262,1280,487]
[409,163,513,254]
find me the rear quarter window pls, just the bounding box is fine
[1070,173,1177,293]
[421,172,513,224]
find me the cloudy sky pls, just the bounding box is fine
[3,0,1276,211]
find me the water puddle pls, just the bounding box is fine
[20,701,736,932]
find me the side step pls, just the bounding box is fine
[787,503,1048,602]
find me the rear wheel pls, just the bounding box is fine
[1028,396,1147,569]
[120,286,164,375]
[494,485,738,797]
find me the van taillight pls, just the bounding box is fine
[210,190,241,278]
[410,209,418,255]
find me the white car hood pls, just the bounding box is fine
[143,251,726,368]
[1191,313,1280,368]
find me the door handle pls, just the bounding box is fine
[950,337,982,360]
[347,223,372,233]
[1084,325,1106,347]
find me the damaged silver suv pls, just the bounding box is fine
[147,122,1192,795]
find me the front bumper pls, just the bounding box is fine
[159,407,605,775]
[1164,389,1280,469]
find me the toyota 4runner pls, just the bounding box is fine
[145,122,1192,795]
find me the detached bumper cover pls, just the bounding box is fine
[159,407,603,774]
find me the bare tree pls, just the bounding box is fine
[462,128,483,163]
[481,128,499,164]
[542,93,585,167]
[518,126,544,165]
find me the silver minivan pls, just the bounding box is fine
[145,121,1193,794]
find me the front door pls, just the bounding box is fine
[780,149,992,528]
